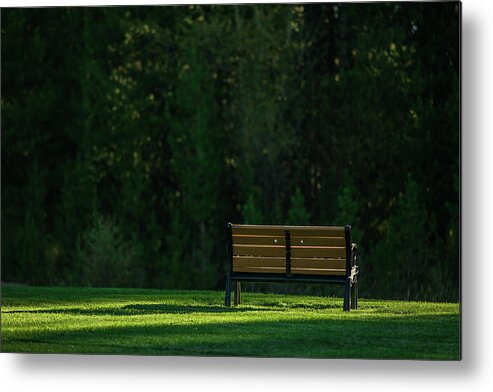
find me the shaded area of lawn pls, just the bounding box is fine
[1,286,460,359]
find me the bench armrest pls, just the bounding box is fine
[350,243,359,284]
[351,243,358,267]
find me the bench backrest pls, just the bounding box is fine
[230,224,349,276]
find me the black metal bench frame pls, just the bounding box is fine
[224,223,359,311]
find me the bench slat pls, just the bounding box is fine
[233,266,285,274]
[233,256,286,269]
[291,246,346,259]
[233,256,346,270]
[232,225,345,238]
[232,235,285,246]
[233,245,346,258]
[233,244,285,257]
[291,236,346,247]
[291,268,346,276]
[232,235,345,247]
[291,258,346,270]
[233,267,346,276]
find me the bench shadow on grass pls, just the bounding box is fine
[4,301,343,316]
[3,303,273,316]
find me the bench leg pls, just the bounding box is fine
[350,281,358,310]
[234,282,241,306]
[355,282,358,308]
[225,273,232,307]
[343,278,350,312]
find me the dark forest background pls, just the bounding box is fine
[1,3,460,301]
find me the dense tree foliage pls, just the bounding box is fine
[1,3,460,300]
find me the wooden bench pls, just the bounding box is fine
[224,223,359,311]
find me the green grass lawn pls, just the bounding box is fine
[1,285,460,359]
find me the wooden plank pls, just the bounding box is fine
[291,268,346,276]
[232,235,285,246]
[233,256,285,268]
[233,266,285,274]
[232,225,345,238]
[290,236,346,247]
[233,257,345,270]
[291,259,346,270]
[232,235,346,247]
[290,227,345,237]
[233,244,285,257]
[233,266,345,276]
[291,246,346,259]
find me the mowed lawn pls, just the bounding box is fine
[1,285,460,359]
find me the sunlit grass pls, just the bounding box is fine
[1,285,460,359]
